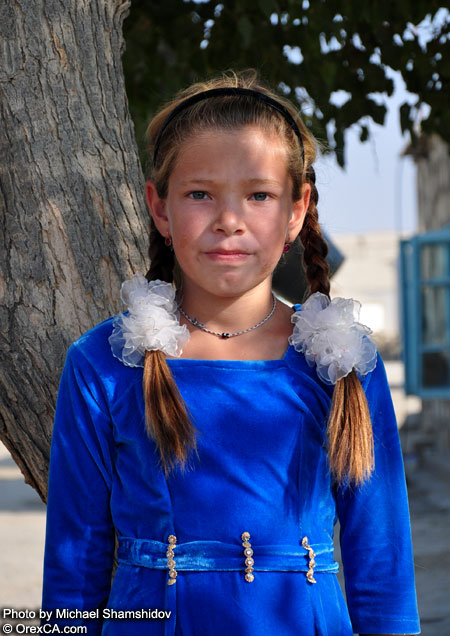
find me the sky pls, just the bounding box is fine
[316,72,419,237]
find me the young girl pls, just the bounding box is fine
[42,71,420,636]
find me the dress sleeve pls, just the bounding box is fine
[42,342,116,634]
[336,353,421,635]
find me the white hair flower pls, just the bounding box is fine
[109,273,190,367]
[289,292,377,385]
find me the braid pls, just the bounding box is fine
[299,167,373,486]
[146,218,175,283]
[143,219,195,476]
[299,166,330,298]
[143,349,197,477]
[327,371,374,486]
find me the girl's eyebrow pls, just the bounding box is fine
[179,179,216,186]
[245,178,283,186]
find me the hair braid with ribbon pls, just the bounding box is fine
[300,167,374,486]
[144,222,196,476]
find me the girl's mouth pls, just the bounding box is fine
[204,250,250,261]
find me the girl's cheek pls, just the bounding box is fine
[175,234,190,250]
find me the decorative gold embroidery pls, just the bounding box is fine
[166,534,177,585]
[241,531,255,582]
[301,536,317,584]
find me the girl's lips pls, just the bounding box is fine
[204,250,250,261]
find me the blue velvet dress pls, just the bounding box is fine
[42,316,420,635]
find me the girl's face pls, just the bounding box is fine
[147,125,309,300]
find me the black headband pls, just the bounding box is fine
[152,87,305,166]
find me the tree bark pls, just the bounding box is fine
[0,0,149,501]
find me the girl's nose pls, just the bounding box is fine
[212,201,245,235]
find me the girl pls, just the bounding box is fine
[42,71,420,635]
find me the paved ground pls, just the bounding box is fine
[406,460,450,633]
[1,361,449,633]
[0,444,46,613]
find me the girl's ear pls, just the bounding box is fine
[145,180,170,237]
[286,182,311,242]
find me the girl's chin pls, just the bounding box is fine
[182,276,273,301]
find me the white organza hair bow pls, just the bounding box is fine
[289,292,377,385]
[109,273,190,367]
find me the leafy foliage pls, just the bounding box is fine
[123,1,450,165]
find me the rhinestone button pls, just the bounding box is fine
[241,531,255,583]
[166,534,178,585]
[301,536,317,584]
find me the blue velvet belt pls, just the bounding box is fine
[117,535,339,573]
[116,535,339,636]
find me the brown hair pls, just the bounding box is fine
[143,70,373,485]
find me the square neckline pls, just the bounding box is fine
[165,304,301,369]
[165,343,295,369]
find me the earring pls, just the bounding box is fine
[283,243,291,253]
[165,235,172,247]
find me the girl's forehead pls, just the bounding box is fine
[172,125,289,174]
[181,124,285,149]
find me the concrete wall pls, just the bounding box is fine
[329,231,403,358]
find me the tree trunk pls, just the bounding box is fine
[0,0,148,501]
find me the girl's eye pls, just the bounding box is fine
[189,191,208,200]
[252,192,269,201]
